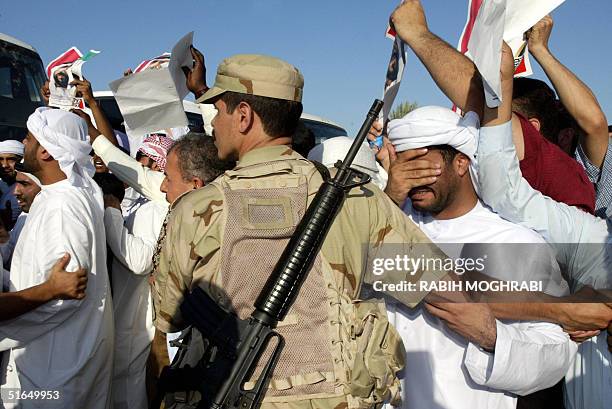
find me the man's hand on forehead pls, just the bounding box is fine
[384,148,441,206]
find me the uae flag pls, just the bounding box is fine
[46,47,82,78]
[46,47,101,78]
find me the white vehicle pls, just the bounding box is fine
[92,92,347,143]
[299,113,347,144]
[0,33,47,141]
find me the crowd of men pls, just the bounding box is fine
[0,1,611,409]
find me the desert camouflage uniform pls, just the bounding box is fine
[151,144,448,409]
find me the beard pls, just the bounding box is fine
[23,152,41,176]
[409,177,459,216]
[410,190,449,215]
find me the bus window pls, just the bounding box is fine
[186,112,205,134]
[0,66,11,98]
[0,37,46,141]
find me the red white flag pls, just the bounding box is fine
[46,47,82,78]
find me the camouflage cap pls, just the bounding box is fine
[197,54,304,104]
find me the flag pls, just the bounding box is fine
[80,49,101,62]
[46,47,82,78]
[46,47,101,78]
[46,47,100,110]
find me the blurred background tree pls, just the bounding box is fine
[390,101,419,120]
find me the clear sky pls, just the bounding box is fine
[2,0,611,134]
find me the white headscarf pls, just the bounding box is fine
[0,140,24,156]
[388,106,480,192]
[307,136,388,189]
[26,107,96,189]
[20,172,42,187]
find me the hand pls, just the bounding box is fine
[526,14,553,56]
[557,287,612,331]
[565,329,601,343]
[384,148,440,205]
[103,194,122,210]
[376,138,397,174]
[40,80,51,105]
[425,302,497,351]
[366,120,383,142]
[366,120,396,172]
[559,303,612,331]
[367,119,383,144]
[43,253,88,300]
[69,79,95,105]
[390,0,430,45]
[182,46,208,98]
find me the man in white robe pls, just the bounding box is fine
[383,106,577,409]
[0,107,114,409]
[0,171,41,270]
[105,196,166,409]
[101,134,173,409]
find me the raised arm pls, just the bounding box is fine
[390,0,484,117]
[527,15,609,167]
[71,108,166,203]
[72,79,118,147]
[477,43,595,245]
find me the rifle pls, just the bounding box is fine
[160,99,384,409]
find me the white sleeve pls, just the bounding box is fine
[92,136,166,203]
[104,206,163,275]
[0,203,89,350]
[477,122,611,289]
[477,122,588,245]
[463,320,578,395]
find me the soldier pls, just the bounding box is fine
[149,50,453,409]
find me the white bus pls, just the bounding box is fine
[0,33,47,141]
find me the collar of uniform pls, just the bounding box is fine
[234,145,303,170]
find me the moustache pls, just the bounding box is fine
[408,186,434,196]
